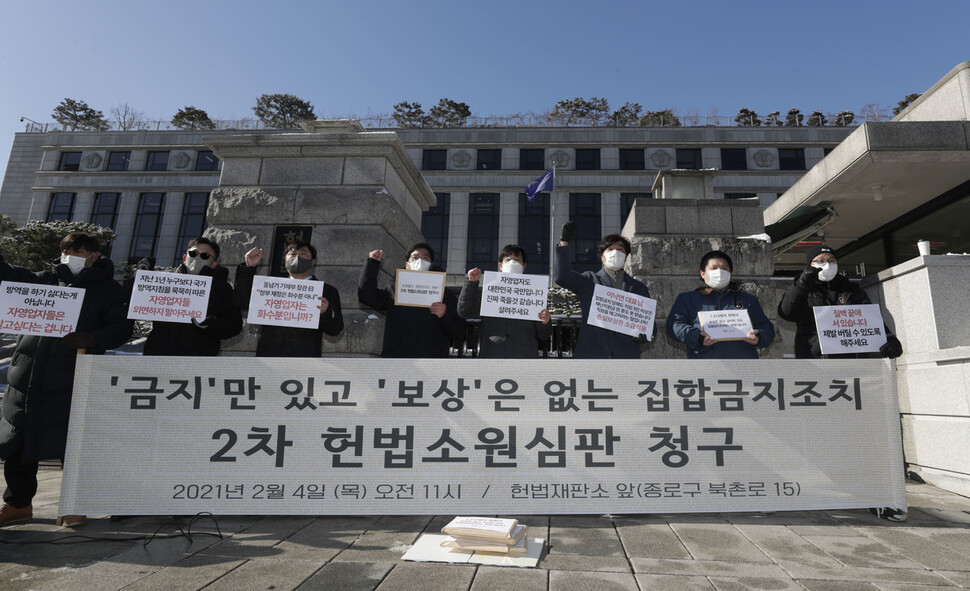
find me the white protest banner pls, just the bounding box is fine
[394,269,446,307]
[0,282,84,337]
[127,270,212,324]
[698,309,753,341]
[61,357,904,516]
[587,284,656,339]
[479,271,548,321]
[247,276,324,328]
[813,304,888,355]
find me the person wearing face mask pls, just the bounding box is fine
[0,233,132,527]
[555,223,651,359]
[667,250,775,359]
[458,244,552,358]
[358,242,465,358]
[143,237,242,357]
[778,244,903,360]
[234,240,343,357]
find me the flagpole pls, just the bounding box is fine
[549,164,556,281]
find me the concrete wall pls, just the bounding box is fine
[863,254,970,497]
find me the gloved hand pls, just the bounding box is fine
[796,265,821,289]
[633,333,648,344]
[880,335,903,359]
[559,221,577,244]
[191,316,211,329]
[63,332,98,350]
[136,257,155,271]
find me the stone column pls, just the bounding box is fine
[203,120,437,357]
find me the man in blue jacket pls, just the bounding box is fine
[667,250,775,359]
[554,223,651,359]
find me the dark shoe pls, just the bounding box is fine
[0,503,32,525]
[56,514,87,527]
[869,507,907,522]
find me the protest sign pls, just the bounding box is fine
[247,276,324,328]
[813,304,888,355]
[0,282,83,337]
[394,269,446,307]
[61,357,904,516]
[698,309,753,341]
[588,284,656,339]
[127,270,212,324]
[479,271,548,321]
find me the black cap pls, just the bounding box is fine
[805,244,836,265]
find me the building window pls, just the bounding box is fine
[621,192,651,223]
[778,148,806,170]
[422,149,447,170]
[146,151,170,171]
[519,149,545,170]
[724,192,757,200]
[518,193,550,275]
[91,193,120,256]
[47,192,75,221]
[569,193,602,273]
[106,151,131,171]
[676,148,702,169]
[174,193,210,266]
[476,149,502,170]
[421,193,450,272]
[467,193,500,270]
[575,149,600,171]
[720,148,747,170]
[619,149,645,170]
[129,193,166,263]
[58,152,82,171]
[195,150,220,171]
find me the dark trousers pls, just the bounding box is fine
[2,446,38,508]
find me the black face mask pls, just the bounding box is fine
[285,256,312,275]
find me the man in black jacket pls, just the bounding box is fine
[143,237,242,356]
[235,240,343,357]
[358,243,465,358]
[0,233,132,526]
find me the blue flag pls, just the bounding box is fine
[524,168,554,200]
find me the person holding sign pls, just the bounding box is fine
[667,250,775,359]
[358,243,465,358]
[143,237,242,357]
[234,240,343,357]
[778,244,902,360]
[0,233,132,527]
[458,244,552,358]
[555,225,651,359]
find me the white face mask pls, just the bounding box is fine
[408,259,431,272]
[813,262,838,282]
[500,260,524,274]
[704,268,731,290]
[184,256,206,275]
[60,254,89,275]
[603,249,626,271]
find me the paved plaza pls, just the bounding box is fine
[0,466,968,590]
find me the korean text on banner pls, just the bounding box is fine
[247,275,324,328]
[479,271,548,321]
[588,284,656,339]
[394,269,446,308]
[813,304,888,355]
[698,309,753,341]
[60,357,904,516]
[0,282,84,337]
[127,270,212,324]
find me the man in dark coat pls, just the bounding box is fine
[0,233,132,525]
[458,244,552,358]
[234,240,343,357]
[358,243,465,358]
[555,225,651,359]
[143,237,242,356]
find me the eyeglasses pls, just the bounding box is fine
[187,249,213,260]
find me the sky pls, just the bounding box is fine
[1,0,968,175]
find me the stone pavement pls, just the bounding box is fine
[1,466,969,590]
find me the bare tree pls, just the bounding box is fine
[111,103,145,131]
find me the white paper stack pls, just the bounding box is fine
[440,516,529,554]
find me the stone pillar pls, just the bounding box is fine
[621,198,786,359]
[203,120,437,357]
